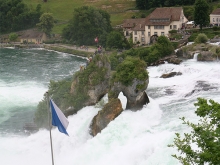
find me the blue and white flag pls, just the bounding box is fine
[50,99,69,136]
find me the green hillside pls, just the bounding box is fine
[22,0,138,34]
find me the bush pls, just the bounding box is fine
[171,42,179,49]
[194,33,208,43]
[213,26,220,31]
[188,33,198,42]
[169,30,178,34]
[44,40,55,44]
[111,56,148,88]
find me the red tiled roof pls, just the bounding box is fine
[146,7,182,26]
[211,8,220,15]
[122,7,183,30]
[132,18,146,31]
[122,18,146,29]
[149,7,182,20]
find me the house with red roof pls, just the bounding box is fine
[122,7,188,45]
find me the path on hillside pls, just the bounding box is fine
[51,44,97,53]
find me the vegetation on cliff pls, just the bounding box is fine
[34,54,110,128]
[111,56,148,88]
[110,36,175,66]
[34,78,72,128]
[70,54,110,110]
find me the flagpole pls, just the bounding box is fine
[47,92,55,165]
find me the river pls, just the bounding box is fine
[0,47,220,165]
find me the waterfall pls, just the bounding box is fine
[193,53,199,61]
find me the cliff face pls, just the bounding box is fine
[69,54,150,113]
[69,54,111,113]
[69,54,150,136]
[109,79,149,110]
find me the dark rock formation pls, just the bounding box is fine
[185,81,218,97]
[109,78,150,111]
[150,55,182,66]
[90,98,123,136]
[160,72,182,78]
[176,48,194,59]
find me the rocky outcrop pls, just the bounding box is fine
[197,52,216,61]
[89,98,123,136]
[109,78,150,111]
[160,72,182,78]
[69,54,111,114]
[176,48,193,59]
[150,55,182,66]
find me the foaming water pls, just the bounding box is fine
[0,48,85,133]
[1,48,220,165]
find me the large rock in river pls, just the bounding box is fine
[109,78,150,110]
[89,98,123,136]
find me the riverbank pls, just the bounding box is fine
[0,43,97,57]
[44,44,96,57]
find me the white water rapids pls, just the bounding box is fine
[0,48,220,165]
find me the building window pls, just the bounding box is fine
[161,32,164,36]
[213,18,215,22]
[141,31,144,35]
[141,37,145,42]
[134,31,137,35]
[173,25,177,29]
[170,25,172,29]
[154,32,158,35]
[217,18,219,22]
[135,37,137,41]
[148,32,151,36]
[154,25,164,29]
[148,26,150,29]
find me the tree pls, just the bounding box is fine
[183,6,195,21]
[168,98,220,165]
[9,32,18,43]
[37,13,54,37]
[106,31,124,49]
[153,35,174,58]
[194,0,210,30]
[0,0,42,34]
[62,6,112,45]
[194,33,208,43]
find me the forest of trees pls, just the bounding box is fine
[0,0,42,34]
[136,0,219,10]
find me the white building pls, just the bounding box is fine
[122,7,188,45]
[210,8,220,26]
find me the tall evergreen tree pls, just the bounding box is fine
[194,0,210,30]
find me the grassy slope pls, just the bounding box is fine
[22,0,137,34]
